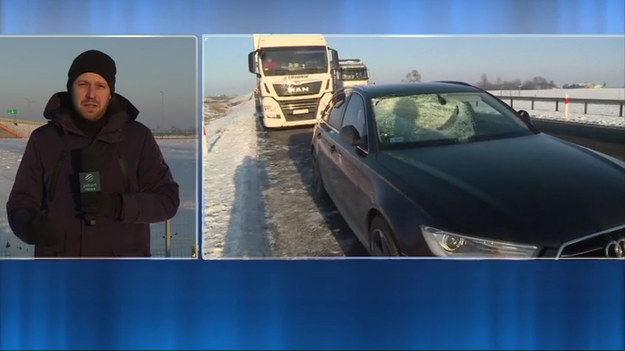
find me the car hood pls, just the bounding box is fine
[376,134,625,247]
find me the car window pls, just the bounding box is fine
[342,94,366,133]
[372,92,532,147]
[320,99,334,123]
[326,92,348,129]
[341,94,367,147]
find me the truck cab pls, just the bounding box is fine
[248,34,339,129]
[335,58,369,90]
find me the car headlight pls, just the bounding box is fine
[421,226,538,258]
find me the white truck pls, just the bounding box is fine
[335,59,369,89]
[248,34,338,129]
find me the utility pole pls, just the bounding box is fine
[24,97,35,121]
[159,90,165,134]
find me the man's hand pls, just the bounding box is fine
[21,213,58,246]
[80,192,122,221]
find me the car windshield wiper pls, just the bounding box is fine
[437,94,447,105]
[464,131,533,143]
[382,138,463,149]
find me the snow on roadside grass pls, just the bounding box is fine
[527,110,625,128]
[0,139,33,256]
[202,94,261,258]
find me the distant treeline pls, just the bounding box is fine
[402,70,609,90]
[476,74,558,90]
[561,82,607,89]
[474,74,608,90]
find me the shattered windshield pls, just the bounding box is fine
[372,92,533,147]
[260,46,328,76]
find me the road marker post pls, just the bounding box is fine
[202,125,208,156]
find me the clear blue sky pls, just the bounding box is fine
[0,36,197,130]
[203,34,625,96]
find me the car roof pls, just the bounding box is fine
[348,81,483,98]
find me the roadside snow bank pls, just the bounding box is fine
[202,94,268,258]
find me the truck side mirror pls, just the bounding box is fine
[330,49,339,70]
[248,52,260,77]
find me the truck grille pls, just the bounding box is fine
[273,81,323,97]
[278,98,320,122]
[557,225,625,258]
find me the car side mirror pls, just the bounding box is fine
[339,125,361,146]
[517,110,532,125]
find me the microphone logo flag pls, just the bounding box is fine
[79,172,101,193]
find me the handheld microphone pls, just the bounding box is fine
[79,145,101,226]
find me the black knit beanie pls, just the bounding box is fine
[66,50,116,93]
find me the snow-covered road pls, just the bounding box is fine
[201,95,366,258]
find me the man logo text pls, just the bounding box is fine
[286,86,309,94]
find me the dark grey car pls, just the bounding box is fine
[311,82,625,258]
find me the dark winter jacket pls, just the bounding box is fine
[6,92,180,257]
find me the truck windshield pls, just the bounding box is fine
[260,46,328,76]
[341,68,368,81]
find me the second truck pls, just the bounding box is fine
[335,58,369,89]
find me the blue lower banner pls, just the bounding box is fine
[0,259,623,350]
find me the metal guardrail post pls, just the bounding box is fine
[165,219,172,257]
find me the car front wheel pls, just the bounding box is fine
[369,215,400,256]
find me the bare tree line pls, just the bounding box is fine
[402,70,603,90]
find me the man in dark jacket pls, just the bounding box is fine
[6,50,180,257]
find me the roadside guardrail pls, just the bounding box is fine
[495,96,625,117]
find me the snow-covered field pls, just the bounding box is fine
[491,88,625,128]
[0,137,197,258]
